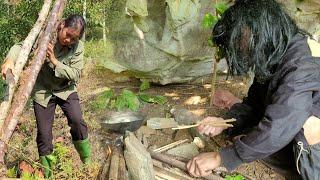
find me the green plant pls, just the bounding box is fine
[0,79,6,102]
[138,93,167,105]
[115,89,140,111]
[6,166,17,178]
[90,90,114,110]
[91,89,167,112]
[139,80,150,91]
[225,174,245,180]
[53,143,73,177]
[20,171,42,180]
[202,1,228,29]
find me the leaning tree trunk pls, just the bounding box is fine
[0,0,52,129]
[0,0,66,163]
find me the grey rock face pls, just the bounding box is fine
[104,0,320,84]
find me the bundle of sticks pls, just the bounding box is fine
[172,118,236,130]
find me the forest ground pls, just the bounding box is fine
[1,58,284,180]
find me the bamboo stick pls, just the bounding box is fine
[153,139,189,153]
[172,118,236,130]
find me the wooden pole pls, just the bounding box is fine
[0,0,52,128]
[210,0,219,107]
[0,0,66,163]
[149,151,224,180]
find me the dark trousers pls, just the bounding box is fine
[262,136,320,180]
[33,92,88,156]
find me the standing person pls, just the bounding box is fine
[187,0,320,179]
[1,14,91,178]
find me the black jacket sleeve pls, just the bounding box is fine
[224,78,268,136]
[220,60,319,170]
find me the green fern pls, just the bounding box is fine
[139,80,150,91]
[225,174,245,180]
[90,90,114,110]
[138,93,167,105]
[115,90,140,111]
[6,166,17,178]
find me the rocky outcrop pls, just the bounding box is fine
[104,0,320,84]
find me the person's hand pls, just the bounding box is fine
[46,43,58,66]
[212,89,242,109]
[187,152,222,177]
[197,116,228,137]
[1,59,15,80]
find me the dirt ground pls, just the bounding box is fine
[1,61,284,179]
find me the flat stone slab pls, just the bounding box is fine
[124,132,155,180]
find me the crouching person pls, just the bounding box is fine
[187,0,320,179]
[1,14,91,178]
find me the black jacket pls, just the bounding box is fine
[220,34,320,170]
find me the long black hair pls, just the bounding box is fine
[212,0,299,82]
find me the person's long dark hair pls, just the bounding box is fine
[212,0,299,82]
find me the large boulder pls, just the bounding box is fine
[278,0,320,40]
[103,0,320,84]
[104,0,217,84]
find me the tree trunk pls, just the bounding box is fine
[0,0,52,129]
[82,0,86,41]
[0,0,66,163]
[102,9,107,47]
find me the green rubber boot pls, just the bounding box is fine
[39,154,57,178]
[73,138,91,164]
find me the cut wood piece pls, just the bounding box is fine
[0,0,67,163]
[0,0,52,128]
[98,153,111,180]
[118,153,128,180]
[150,151,224,180]
[109,147,120,180]
[147,118,178,129]
[124,132,155,180]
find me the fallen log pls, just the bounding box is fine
[0,0,67,163]
[149,151,224,180]
[0,0,52,128]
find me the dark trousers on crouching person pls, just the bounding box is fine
[261,132,320,180]
[33,92,91,177]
